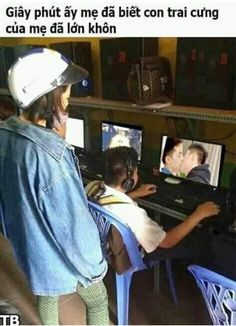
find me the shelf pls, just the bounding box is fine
[1,86,235,124]
[69,96,236,124]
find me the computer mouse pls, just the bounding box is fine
[164,177,182,185]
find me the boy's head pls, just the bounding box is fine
[101,146,139,192]
[162,138,183,175]
[181,144,208,175]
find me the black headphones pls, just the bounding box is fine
[122,152,135,192]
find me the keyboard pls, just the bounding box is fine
[144,174,231,226]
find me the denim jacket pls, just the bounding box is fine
[0,117,107,295]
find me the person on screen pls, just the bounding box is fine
[109,128,131,148]
[86,146,220,262]
[102,123,116,150]
[0,48,109,325]
[181,144,211,184]
[161,138,184,176]
[129,129,142,158]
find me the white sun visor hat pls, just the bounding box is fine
[8,48,89,109]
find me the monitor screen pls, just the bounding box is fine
[102,121,143,161]
[65,117,85,149]
[159,135,225,187]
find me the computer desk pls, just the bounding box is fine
[81,170,188,230]
[81,168,231,226]
[81,168,236,280]
[137,197,187,221]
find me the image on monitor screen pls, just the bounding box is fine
[65,117,85,149]
[159,135,225,187]
[102,121,143,161]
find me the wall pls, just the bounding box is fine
[0,37,235,187]
[70,104,235,188]
[0,37,103,96]
[0,37,175,97]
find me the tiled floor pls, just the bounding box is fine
[0,234,210,325]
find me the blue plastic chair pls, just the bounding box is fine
[188,265,236,325]
[88,200,178,325]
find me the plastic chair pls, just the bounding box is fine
[188,265,236,325]
[88,200,178,325]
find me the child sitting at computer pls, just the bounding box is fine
[86,146,220,261]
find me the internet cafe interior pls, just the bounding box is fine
[0,37,236,325]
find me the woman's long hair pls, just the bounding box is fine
[22,85,68,127]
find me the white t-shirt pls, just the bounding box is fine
[100,185,166,253]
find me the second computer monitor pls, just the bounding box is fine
[102,121,143,161]
[65,117,85,150]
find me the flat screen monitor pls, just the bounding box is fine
[102,121,143,161]
[65,117,85,150]
[159,135,225,187]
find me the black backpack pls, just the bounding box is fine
[127,56,173,105]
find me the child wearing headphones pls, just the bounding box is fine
[86,146,220,260]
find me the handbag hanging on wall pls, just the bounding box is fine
[127,56,173,105]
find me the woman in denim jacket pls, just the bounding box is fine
[0,48,108,325]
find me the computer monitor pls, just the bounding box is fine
[102,121,143,161]
[65,117,85,150]
[159,135,225,187]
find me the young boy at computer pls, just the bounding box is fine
[86,146,220,260]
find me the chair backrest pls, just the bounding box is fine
[188,264,236,325]
[88,200,147,273]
